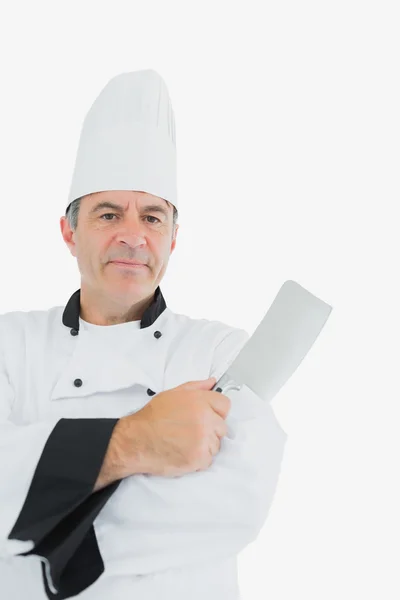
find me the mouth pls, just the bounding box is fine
[110,261,147,269]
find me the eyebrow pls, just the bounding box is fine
[89,200,170,219]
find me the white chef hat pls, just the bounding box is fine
[66,68,178,214]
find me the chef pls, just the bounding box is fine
[0,69,288,599]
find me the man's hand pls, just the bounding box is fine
[122,377,231,477]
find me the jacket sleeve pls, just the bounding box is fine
[90,328,288,576]
[0,315,121,598]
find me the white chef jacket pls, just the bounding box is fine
[0,286,288,599]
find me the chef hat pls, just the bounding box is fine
[66,68,178,214]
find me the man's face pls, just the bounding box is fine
[60,190,178,304]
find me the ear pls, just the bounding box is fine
[60,216,77,258]
[170,224,179,253]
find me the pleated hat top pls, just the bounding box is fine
[66,68,178,213]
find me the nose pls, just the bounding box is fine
[114,217,147,249]
[116,232,147,249]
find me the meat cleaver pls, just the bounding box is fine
[211,279,332,402]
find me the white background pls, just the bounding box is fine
[0,1,399,598]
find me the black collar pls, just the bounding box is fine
[62,286,167,332]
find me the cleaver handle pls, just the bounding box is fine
[211,372,242,395]
[211,373,241,440]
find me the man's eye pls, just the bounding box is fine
[99,214,160,223]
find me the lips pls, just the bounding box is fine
[111,260,146,266]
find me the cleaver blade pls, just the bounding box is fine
[212,279,333,402]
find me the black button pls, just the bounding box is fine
[147,388,156,396]
[154,330,162,339]
[74,378,83,387]
[70,328,79,336]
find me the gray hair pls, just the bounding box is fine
[66,196,179,234]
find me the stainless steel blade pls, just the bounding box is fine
[212,280,332,402]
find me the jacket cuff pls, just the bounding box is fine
[35,482,121,598]
[7,418,121,597]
